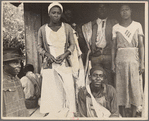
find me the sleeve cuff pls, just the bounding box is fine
[42,50,46,57]
[112,37,116,40]
[138,34,144,37]
[67,48,73,54]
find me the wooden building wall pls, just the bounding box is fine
[24,3,145,73]
[24,3,42,73]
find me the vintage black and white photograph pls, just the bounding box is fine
[1,1,148,120]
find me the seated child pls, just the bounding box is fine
[20,64,42,100]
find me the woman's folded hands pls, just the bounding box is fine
[45,50,71,65]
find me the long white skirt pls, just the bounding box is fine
[40,64,76,117]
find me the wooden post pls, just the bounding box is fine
[24,3,42,73]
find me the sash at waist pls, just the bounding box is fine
[117,47,138,50]
[116,47,139,62]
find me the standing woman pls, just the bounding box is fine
[37,2,76,117]
[112,4,144,117]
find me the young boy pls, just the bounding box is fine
[3,48,29,117]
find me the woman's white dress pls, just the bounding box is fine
[40,23,76,117]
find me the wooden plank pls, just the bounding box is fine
[30,107,46,117]
[41,3,50,25]
[27,107,39,116]
[24,3,42,73]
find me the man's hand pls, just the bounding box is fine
[139,62,145,75]
[112,63,116,73]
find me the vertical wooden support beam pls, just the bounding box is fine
[24,3,42,73]
[41,3,50,25]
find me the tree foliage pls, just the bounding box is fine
[3,2,25,50]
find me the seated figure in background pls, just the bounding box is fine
[20,64,42,101]
[78,66,119,118]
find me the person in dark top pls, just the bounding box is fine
[3,48,29,117]
[81,4,117,87]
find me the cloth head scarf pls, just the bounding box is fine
[48,2,63,14]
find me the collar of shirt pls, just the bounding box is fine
[3,71,15,80]
[96,18,107,26]
[26,71,33,75]
[26,71,36,78]
[3,71,20,88]
[87,83,107,98]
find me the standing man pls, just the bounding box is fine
[3,48,29,117]
[82,4,117,86]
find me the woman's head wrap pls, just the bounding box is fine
[48,2,63,13]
